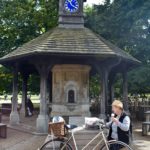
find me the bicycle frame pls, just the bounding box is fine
[61,129,109,150]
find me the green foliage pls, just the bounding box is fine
[89,74,101,98]
[0,66,13,94]
[90,100,100,117]
[85,0,150,94]
[113,74,123,98]
[0,0,58,57]
[28,74,40,94]
[128,65,150,94]
[0,0,58,94]
[0,0,149,95]
[0,65,40,95]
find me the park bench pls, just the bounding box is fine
[0,113,7,138]
[0,103,21,115]
[142,122,150,136]
[1,104,12,114]
[0,123,7,138]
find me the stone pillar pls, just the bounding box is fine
[100,68,109,119]
[122,71,129,112]
[20,74,29,116]
[10,65,20,125]
[36,64,50,133]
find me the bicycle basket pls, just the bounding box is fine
[48,122,67,137]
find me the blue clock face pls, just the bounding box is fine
[64,0,79,13]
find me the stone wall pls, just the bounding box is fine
[51,64,91,116]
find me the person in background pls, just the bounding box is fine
[106,100,131,145]
[11,97,13,102]
[26,96,34,116]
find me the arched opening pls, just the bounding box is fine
[68,90,75,103]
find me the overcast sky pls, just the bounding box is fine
[85,0,104,6]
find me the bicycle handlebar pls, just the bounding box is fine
[98,121,109,130]
[98,121,105,125]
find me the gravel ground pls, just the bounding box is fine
[0,128,46,150]
[132,122,150,150]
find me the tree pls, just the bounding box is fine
[89,74,101,99]
[0,0,58,57]
[0,66,13,94]
[85,0,150,95]
[0,0,58,94]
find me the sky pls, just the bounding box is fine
[85,0,104,6]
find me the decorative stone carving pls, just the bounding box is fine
[51,64,91,116]
[64,81,79,103]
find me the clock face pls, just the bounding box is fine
[64,0,79,13]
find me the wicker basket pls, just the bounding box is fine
[48,122,67,137]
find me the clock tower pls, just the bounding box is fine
[59,0,86,28]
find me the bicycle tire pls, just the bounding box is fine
[39,137,73,150]
[100,140,133,150]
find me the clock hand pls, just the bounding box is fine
[68,0,78,9]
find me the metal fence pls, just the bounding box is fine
[129,97,150,121]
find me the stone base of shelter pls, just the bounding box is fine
[36,114,49,134]
[10,111,20,125]
[51,103,90,117]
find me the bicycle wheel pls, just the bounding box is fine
[101,141,133,150]
[39,138,73,150]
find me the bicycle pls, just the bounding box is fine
[39,121,133,150]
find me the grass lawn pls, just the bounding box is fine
[0,95,40,106]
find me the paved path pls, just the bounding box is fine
[0,116,150,150]
[0,128,46,150]
[133,140,150,150]
[132,122,150,150]
[1,115,46,150]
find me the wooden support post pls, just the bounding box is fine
[109,73,116,106]
[48,72,52,103]
[36,64,51,133]
[10,64,20,125]
[100,68,108,119]
[20,73,29,117]
[94,58,121,118]
[110,84,114,102]
[122,71,129,112]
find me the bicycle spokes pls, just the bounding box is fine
[42,141,63,150]
[109,144,128,150]
[102,142,132,150]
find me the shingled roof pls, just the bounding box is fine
[0,27,139,64]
